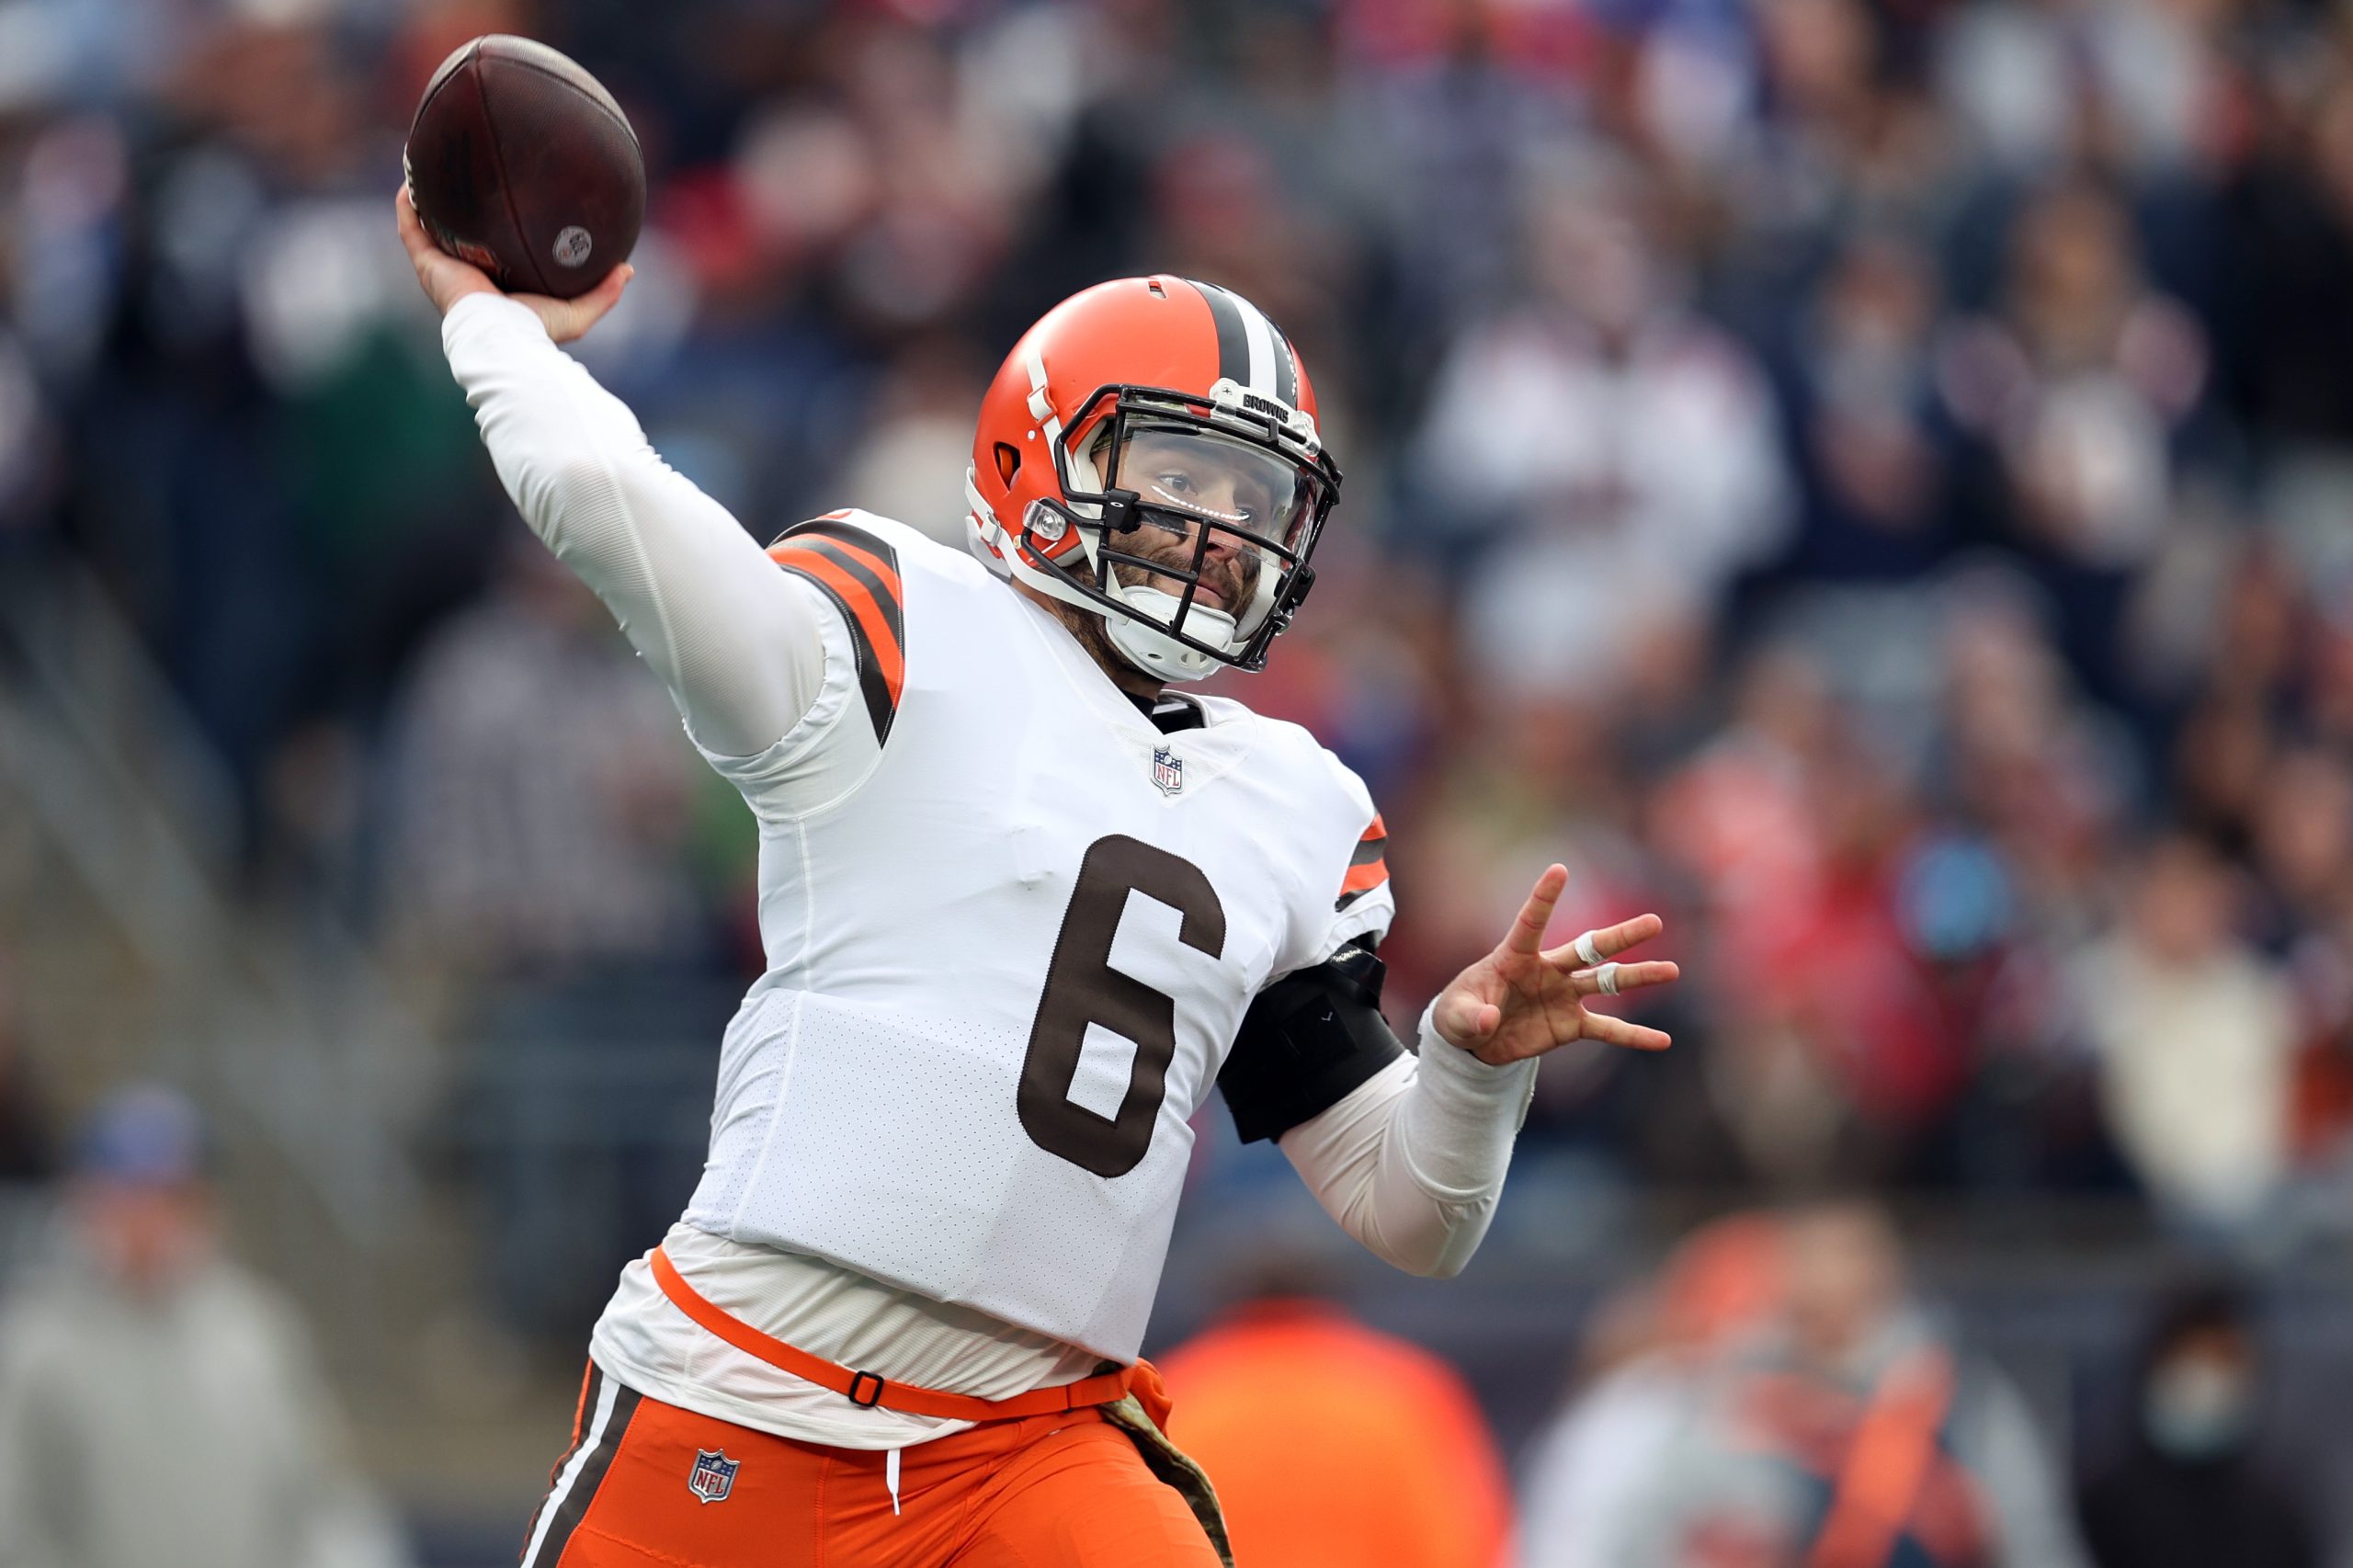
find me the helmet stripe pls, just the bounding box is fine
[1193,279,1301,408]
[1232,293,1278,397]
[1268,322,1301,409]
[1192,279,1251,391]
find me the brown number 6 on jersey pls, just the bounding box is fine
[1017,835,1229,1177]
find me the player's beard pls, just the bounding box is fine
[1056,537,1256,698]
[1116,527,1260,620]
[1074,605,1157,696]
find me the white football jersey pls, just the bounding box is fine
[676,509,1392,1360]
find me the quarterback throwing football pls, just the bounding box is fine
[400,192,1677,1568]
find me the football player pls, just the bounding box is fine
[398,191,1678,1568]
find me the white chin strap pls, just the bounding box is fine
[1105,586,1233,683]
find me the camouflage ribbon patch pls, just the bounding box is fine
[1098,1392,1234,1567]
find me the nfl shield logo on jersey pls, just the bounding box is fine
[688,1449,739,1505]
[1152,745,1185,796]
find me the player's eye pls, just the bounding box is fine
[1154,470,1259,524]
[1145,473,1211,528]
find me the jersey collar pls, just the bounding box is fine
[1127,692,1207,734]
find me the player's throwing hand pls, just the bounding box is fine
[396,187,631,343]
[1433,864,1677,1066]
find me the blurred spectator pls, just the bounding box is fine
[2076,1278,2324,1568]
[1611,1199,2088,1567]
[2250,747,2353,941]
[377,538,707,999]
[2072,835,2299,1240]
[1936,576,2128,917]
[1650,642,2025,1187]
[1414,142,1790,702]
[1518,1212,1785,1568]
[1938,182,2206,698]
[1707,0,1975,293]
[1779,231,1958,582]
[1934,0,2222,180]
[822,335,988,548]
[0,1085,407,1568]
[1159,1267,1513,1568]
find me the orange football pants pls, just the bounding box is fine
[520,1363,1221,1567]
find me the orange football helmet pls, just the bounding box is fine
[964,276,1341,682]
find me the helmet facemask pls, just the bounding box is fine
[999,383,1340,682]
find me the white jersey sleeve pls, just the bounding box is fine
[440,293,860,801]
[1195,748,1532,1279]
[1278,1007,1538,1278]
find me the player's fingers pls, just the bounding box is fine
[1590,913,1665,960]
[1543,913,1665,971]
[395,187,507,322]
[394,187,434,260]
[1567,960,1679,998]
[524,265,633,344]
[1502,864,1570,957]
[1580,1012,1673,1052]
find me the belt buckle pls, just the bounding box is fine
[847,1370,887,1409]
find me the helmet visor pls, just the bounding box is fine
[1097,421,1323,640]
[1110,422,1319,551]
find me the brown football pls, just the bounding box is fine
[404,35,644,300]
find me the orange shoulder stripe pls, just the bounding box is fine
[792,530,904,614]
[768,543,906,704]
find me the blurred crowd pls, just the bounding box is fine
[5,0,2353,1560]
[3,0,2353,1234]
[1508,1200,2333,1568]
[0,0,2344,1249]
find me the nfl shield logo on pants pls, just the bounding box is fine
[1152,746,1184,796]
[688,1449,739,1505]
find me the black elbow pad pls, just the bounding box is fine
[1218,941,1406,1143]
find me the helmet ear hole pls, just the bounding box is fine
[995,442,1022,485]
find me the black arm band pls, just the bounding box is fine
[1218,940,1407,1144]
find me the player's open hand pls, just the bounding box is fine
[396,187,631,345]
[1432,865,1677,1066]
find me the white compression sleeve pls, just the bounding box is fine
[440,293,826,759]
[1277,1006,1540,1278]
